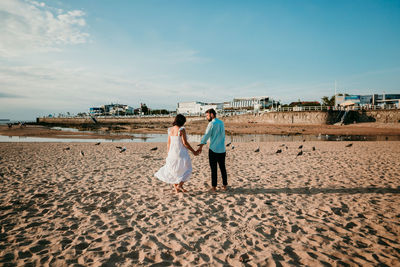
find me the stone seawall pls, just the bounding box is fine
[356,109,400,123]
[224,111,329,124]
[37,110,400,125]
[224,110,400,124]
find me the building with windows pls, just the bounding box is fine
[176,102,223,115]
[335,94,400,108]
[177,96,278,115]
[224,96,275,111]
[89,103,135,116]
[89,107,103,116]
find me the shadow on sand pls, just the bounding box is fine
[223,186,400,195]
[198,186,400,195]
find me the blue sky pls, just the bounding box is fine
[1,0,399,120]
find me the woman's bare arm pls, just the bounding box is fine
[167,135,171,153]
[180,129,196,154]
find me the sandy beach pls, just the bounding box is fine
[1,141,400,266]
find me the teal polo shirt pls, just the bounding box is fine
[200,118,226,153]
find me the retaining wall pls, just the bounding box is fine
[37,109,400,125]
[224,110,400,124]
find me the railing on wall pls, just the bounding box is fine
[266,105,399,113]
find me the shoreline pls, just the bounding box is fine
[1,121,400,139]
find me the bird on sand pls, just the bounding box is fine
[150,147,158,151]
[231,145,235,150]
[116,146,123,149]
[120,147,126,153]
[298,145,303,149]
[345,143,353,147]
[80,151,84,157]
[95,142,101,145]
[226,142,231,147]
[276,149,282,154]
[254,147,260,152]
[296,150,303,157]
[312,146,316,151]
[64,147,70,151]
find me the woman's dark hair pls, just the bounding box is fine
[173,114,186,127]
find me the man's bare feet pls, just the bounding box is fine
[222,185,228,191]
[209,186,217,193]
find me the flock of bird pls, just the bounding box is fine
[62,141,354,157]
[62,142,159,157]
[235,140,353,158]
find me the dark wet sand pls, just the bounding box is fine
[1,121,400,139]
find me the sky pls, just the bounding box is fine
[0,0,399,120]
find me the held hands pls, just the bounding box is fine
[192,145,203,156]
[196,145,203,155]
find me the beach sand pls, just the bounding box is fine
[0,141,400,266]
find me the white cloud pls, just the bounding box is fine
[0,63,205,105]
[0,60,243,119]
[0,0,89,57]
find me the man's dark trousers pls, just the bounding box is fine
[209,149,227,187]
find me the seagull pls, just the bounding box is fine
[296,150,303,157]
[116,146,123,149]
[254,147,260,152]
[64,147,70,151]
[80,151,84,157]
[285,146,288,150]
[298,145,303,149]
[276,149,282,154]
[345,143,353,147]
[150,147,158,151]
[303,139,306,142]
[312,146,316,151]
[280,144,285,147]
[226,142,231,147]
[231,145,235,150]
[95,142,101,145]
[120,147,126,153]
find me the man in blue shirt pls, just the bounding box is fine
[197,108,228,192]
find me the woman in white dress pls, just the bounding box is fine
[155,114,198,193]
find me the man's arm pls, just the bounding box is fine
[197,122,213,153]
[200,122,213,145]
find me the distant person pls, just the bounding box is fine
[197,109,228,192]
[155,114,199,193]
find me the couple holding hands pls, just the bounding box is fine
[155,109,228,193]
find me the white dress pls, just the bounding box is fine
[154,127,192,184]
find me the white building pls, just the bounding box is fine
[177,101,224,115]
[90,103,135,116]
[225,96,273,111]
